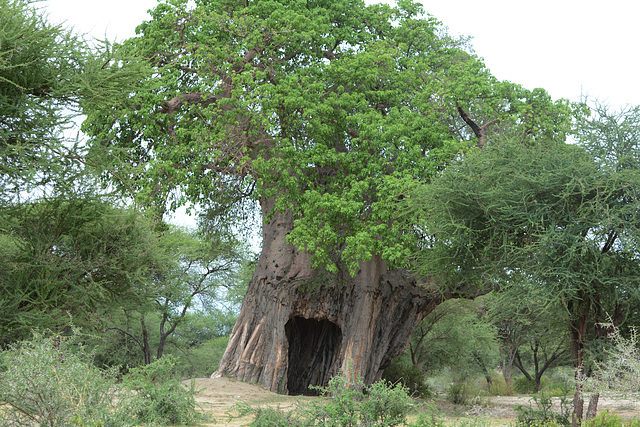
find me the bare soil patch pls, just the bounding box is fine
[188,377,640,426]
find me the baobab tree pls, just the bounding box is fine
[83,0,573,394]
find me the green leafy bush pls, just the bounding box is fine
[541,379,572,397]
[486,377,513,396]
[0,332,125,427]
[407,406,445,427]
[513,377,536,394]
[583,410,624,427]
[0,332,204,426]
[383,357,432,398]
[238,371,417,426]
[122,356,204,426]
[446,380,482,405]
[513,376,553,394]
[581,410,640,427]
[233,403,308,427]
[514,391,571,427]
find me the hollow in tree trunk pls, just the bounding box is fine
[213,198,453,394]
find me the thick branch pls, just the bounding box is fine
[456,101,498,148]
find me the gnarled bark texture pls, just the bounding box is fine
[213,198,446,394]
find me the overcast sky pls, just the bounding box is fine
[43,0,639,227]
[44,0,639,109]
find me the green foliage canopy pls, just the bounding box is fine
[0,0,149,201]
[83,0,575,275]
[0,196,165,344]
[406,104,640,360]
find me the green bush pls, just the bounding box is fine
[383,357,432,398]
[541,379,572,397]
[407,404,445,427]
[513,376,554,394]
[0,332,204,427]
[486,377,513,396]
[122,355,204,426]
[447,379,485,405]
[582,410,624,427]
[238,371,416,426]
[513,376,536,394]
[0,332,125,427]
[234,403,307,427]
[360,378,414,426]
[514,391,571,427]
[582,410,640,427]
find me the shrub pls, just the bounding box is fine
[514,391,571,427]
[121,355,204,426]
[407,403,445,427]
[514,376,536,394]
[486,377,513,396]
[234,403,307,427]
[447,379,484,405]
[238,371,416,426]
[0,332,204,427]
[0,331,125,427]
[383,357,432,398]
[513,376,553,394]
[541,379,572,397]
[360,379,414,426]
[582,410,624,427]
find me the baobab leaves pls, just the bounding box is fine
[82,0,574,276]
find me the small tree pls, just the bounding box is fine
[581,324,640,398]
[486,281,570,392]
[407,298,497,378]
[101,225,252,366]
[0,0,147,203]
[0,196,166,344]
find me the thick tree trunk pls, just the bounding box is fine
[213,198,446,394]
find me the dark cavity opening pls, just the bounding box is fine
[285,316,342,395]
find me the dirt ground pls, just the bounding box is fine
[189,376,640,426]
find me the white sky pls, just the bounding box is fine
[44,0,639,109]
[43,0,640,227]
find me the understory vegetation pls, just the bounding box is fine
[0,332,204,426]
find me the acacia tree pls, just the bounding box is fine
[0,0,147,202]
[82,0,573,394]
[0,0,157,346]
[0,196,165,344]
[485,283,569,392]
[406,298,496,378]
[103,226,251,365]
[407,112,640,423]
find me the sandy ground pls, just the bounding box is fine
[188,376,640,426]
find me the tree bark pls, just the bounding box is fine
[586,393,599,420]
[213,197,449,394]
[572,387,584,427]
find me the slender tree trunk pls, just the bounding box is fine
[474,352,493,386]
[499,345,514,388]
[571,312,588,427]
[141,313,151,365]
[586,394,599,420]
[213,197,453,394]
[572,365,584,427]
